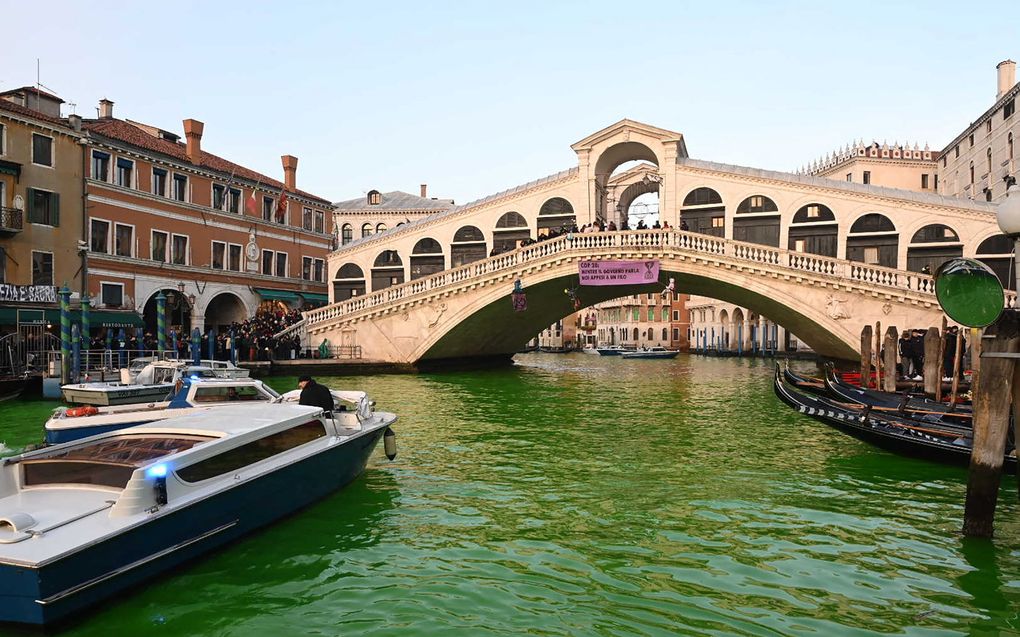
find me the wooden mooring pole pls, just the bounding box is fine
[883,326,898,392]
[874,321,882,389]
[923,327,941,396]
[936,317,948,402]
[963,316,1020,538]
[860,325,873,387]
[949,328,964,408]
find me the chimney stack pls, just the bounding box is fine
[420,183,428,198]
[182,119,204,164]
[282,155,298,191]
[98,99,114,119]
[997,59,1016,100]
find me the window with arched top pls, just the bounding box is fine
[361,223,372,238]
[537,197,576,231]
[733,195,779,246]
[910,224,960,244]
[371,250,404,291]
[988,148,993,174]
[341,223,353,245]
[977,233,1016,290]
[451,225,486,267]
[970,161,975,185]
[907,224,962,273]
[373,250,402,267]
[376,223,387,233]
[792,203,835,223]
[736,195,778,213]
[682,187,722,206]
[847,213,898,268]
[662,328,668,341]
[496,211,528,228]
[789,204,838,256]
[333,263,366,301]
[410,238,444,279]
[367,190,381,205]
[632,328,639,341]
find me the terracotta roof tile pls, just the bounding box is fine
[82,118,330,205]
[0,99,68,127]
[0,86,65,103]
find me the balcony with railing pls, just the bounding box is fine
[0,207,23,234]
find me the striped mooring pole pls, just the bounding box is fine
[59,286,71,383]
[71,323,81,382]
[81,293,91,353]
[156,292,166,354]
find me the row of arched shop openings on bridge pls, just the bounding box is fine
[333,186,1019,302]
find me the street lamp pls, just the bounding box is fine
[997,185,1020,291]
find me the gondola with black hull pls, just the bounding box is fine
[822,365,973,425]
[773,365,1016,472]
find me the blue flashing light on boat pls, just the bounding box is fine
[147,463,168,478]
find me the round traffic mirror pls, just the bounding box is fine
[933,258,1005,328]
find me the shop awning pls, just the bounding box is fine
[300,292,328,306]
[0,159,21,180]
[254,287,302,303]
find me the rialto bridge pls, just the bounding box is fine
[286,120,1016,365]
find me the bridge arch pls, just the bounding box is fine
[410,238,445,280]
[451,225,487,267]
[906,223,962,273]
[371,250,404,291]
[846,212,898,268]
[333,263,366,301]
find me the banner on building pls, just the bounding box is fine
[0,284,57,303]
[578,260,659,286]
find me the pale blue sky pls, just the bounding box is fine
[5,1,1019,204]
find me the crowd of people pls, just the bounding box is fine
[897,326,966,381]
[488,217,686,256]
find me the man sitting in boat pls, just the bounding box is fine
[298,375,335,413]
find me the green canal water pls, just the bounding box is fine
[2,354,1020,636]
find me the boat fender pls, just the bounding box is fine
[65,406,99,418]
[383,427,397,460]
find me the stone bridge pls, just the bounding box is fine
[287,119,1016,365]
[285,229,1015,364]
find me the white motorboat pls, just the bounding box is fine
[167,359,250,379]
[596,345,626,356]
[45,377,281,444]
[0,401,397,626]
[61,361,217,406]
[620,346,680,359]
[580,345,600,355]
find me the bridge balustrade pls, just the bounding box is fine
[298,229,1019,332]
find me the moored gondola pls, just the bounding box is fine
[773,365,1016,472]
[823,365,973,424]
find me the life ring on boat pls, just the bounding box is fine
[65,406,99,418]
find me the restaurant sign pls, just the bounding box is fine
[0,284,57,303]
[578,260,660,286]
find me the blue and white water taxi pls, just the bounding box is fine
[61,361,217,406]
[0,401,397,626]
[45,377,281,444]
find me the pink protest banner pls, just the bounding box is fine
[578,260,660,286]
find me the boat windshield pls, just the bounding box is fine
[192,385,272,403]
[21,434,215,489]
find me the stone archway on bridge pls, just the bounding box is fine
[334,263,366,301]
[537,197,576,236]
[680,187,725,237]
[734,195,780,247]
[906,224,962,273]
[976,233,1015,290]
[410,238,445,280]
[847,213,898,268]
[493,211,531,253]
[789,203,837,256]
[371,250,405,291]
[451,225,487,266]
[572,120,688,227]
